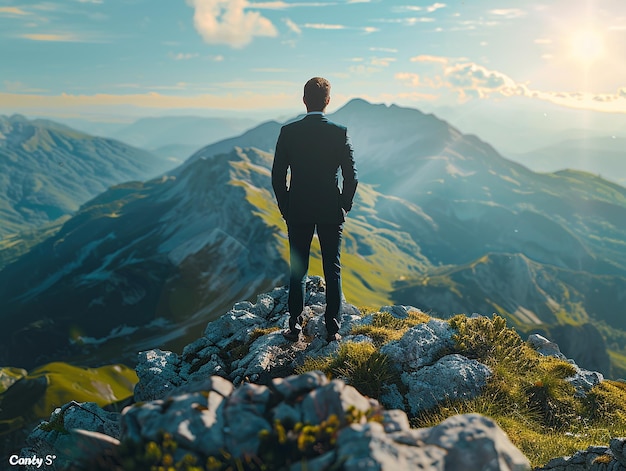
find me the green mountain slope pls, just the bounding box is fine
[0,115,175,239]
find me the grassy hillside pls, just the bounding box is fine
[294,312,626,468]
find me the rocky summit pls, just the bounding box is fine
[20,277,625,470]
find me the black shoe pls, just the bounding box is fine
[325,332,342,343]
[282,329,301,342]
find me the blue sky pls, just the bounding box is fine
[1,0,625,121]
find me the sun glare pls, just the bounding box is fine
[569,29,605,64]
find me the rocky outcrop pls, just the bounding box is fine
[20,278,613,470]
[527,334,604,397]
[24,372,531,471]
[134,277,492,417]
[537,438,626,471]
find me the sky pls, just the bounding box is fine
[1,0,625,123]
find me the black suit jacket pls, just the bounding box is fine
[272,114,358,224]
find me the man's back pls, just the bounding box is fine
[272,114,357,224]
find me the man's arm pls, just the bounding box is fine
[339,129,358,212]
[271,127,290,219]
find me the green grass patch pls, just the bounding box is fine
[411,315,626,467]
[0,362,137,436]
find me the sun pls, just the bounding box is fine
[569,29,605,64]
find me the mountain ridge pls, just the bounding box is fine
[0,115,176,239]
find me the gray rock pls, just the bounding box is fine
[23,401,120,471]
[337,421,447,471]
[272,370,329,400]
[300,379,373,426]
[567,364,604,398]
[380,382,405,411]
[223,382,272,457]
[122,386,229,457]
[233,331,300,383]
[402,354,492,415]
[62,429,121,469]
[164,375,234,399]
[527,334,604,399]
[134,349,182,401]
[204,309,267,349]
[528,334,567,360]
[251,292,275,318]
[25,373,535,471]
[380,305,422,319]
[381,319,455,371]
[396,413,531,471]
[380,409,411,433]
[610,438,626,467]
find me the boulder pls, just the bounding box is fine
[381,319,455,370]
[22,401,120,471]
[402,354,492,415]
[395,413,531,471]
[527,333,604,398]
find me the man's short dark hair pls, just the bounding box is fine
[304,77,331,111]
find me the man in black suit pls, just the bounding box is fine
[272,77,358,343]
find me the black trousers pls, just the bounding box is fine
[287,222,343,335]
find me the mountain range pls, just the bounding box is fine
[57,115,259,165]
[1,99,626,377]
[0,115,175,240]
[509,136,626,185]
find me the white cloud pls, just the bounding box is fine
[170,52,200,60]
[248,1,334,8]
[186,0,278,48]
[398,55,626,112]
[378,17,435,25]
[0,7,30,15]
[302,23,345,29]
[393,5,422,12]
[488,8,526,19]
[444,62,529,99]
[283,17,301,34]
[426,3,446,13]
[370,47,398,53]
[534,38,552,44]
[410,54,449,64]
[395,72,420,86]
[19,33,83,42]
[370,57,396,67]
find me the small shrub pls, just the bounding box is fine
[584,380,626,424]
[449,314,536,371]
[525,374,578,429]
[334,351,398,399]
[350,309,429,346]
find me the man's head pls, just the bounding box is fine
[303,77,331,112]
